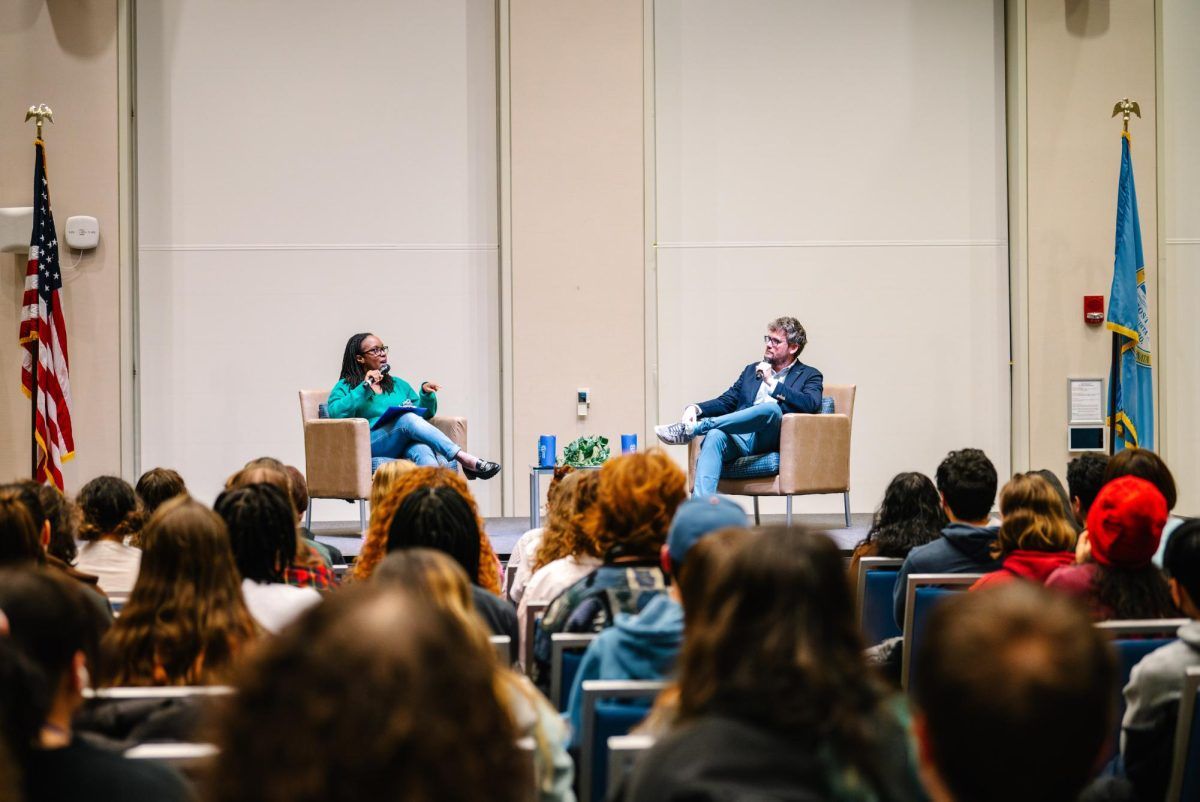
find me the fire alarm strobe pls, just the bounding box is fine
[1084,295,1105,325]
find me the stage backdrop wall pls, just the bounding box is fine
[653,0,1011,514]
[1161,0,1200,514]
[135,0,501,515]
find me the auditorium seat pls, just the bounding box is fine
[686,384,855,526]
[900,573,983,691]
[578,680,666,802]
[550,632,598,710]
[856,556,904,646]
[1167,666,1200,802]
[297,389,467,533]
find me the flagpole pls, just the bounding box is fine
[25,104,52,481]
[1107,97,1141,455]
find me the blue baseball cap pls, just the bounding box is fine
[666,495,747,569]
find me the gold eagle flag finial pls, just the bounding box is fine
[1111,98,1141,133]
[24,104,54,140]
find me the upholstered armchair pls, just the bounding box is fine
[687,384,855,526]
[298,390,468,532]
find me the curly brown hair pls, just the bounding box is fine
[586,450,686,560]
[993,473,1078,559]
[206,583,527,802]
[100,497,257,686]
[533,471,601,572]
[76,475,144,543]
[354,468,501,593]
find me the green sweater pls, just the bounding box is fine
[326,377,437,424]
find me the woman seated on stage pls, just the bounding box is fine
[327,332,499,480]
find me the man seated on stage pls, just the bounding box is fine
[655,316,823,497]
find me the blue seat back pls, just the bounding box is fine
[861,568,901,645]
[908,586,960,690]
[1102,637,1175,763]
[558,649,585,712]
[1182,683,1200,802]
[590,699,652,802]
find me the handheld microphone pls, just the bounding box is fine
[368,363,391,386]
[755,358,767,381]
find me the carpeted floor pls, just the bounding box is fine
[315,513,871,560]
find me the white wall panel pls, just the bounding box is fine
[137,0,500,513]
[655,0,1009,514]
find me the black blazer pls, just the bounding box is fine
[696,361,824,418]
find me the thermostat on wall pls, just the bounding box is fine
[65,215,99,250]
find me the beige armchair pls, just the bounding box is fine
[298,390,468,532]
[687,384,855,526]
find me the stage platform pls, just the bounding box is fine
[313,513,872,560]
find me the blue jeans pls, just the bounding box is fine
[370,413,461,468]
[693,403,782,496]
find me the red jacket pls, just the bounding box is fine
[971,550,1076,590]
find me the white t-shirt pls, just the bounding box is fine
[516,554,602,647]
[240,579,321,634]
[507,527,544,604]
[74,540,142,597]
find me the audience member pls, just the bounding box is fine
[616,528,925,801]
[365,471,516,639]
[848,471,946,579]
[0,490,43,568]
[74,476,144,596]
[972,473,1076,589]
[0,568,191,802]
[207,583,529,802]
[912,582,1115,802]
[1029,468,1081,534]
[374,549,574,802]
[369,458,418,512]
[1046,476,1178,621]
[354,466,504,594]
[225,464,336,590]
[508,464,575,603]
[536,451,686,675]
[893,448,1001,627]
[1067,452,1109,528]
[1117,518,1200,802]
[133,467,187,517]
[99,497,257,686]
[517,471,601,646]
[1103,447,1181,566]
[565,496,747,745]
[214,483,321,633]
[36,484,83,569]
[282,465,345,567]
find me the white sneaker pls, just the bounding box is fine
[655,421,696,445]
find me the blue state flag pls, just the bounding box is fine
[1106,131,1153,451]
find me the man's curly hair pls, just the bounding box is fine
[586,450,686,560]
[354,468,501,593]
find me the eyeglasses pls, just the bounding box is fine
[361,346,389,357]
[763,335,786,346]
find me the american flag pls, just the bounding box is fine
[18,140,74,489]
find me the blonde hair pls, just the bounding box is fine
[995,473,1078,559]
[370,460,418,511]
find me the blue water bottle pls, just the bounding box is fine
[621,434,638,454]
[538,435,557,467]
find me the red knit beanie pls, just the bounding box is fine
[1086,475,1167,568]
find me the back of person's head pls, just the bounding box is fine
[0,568,99,717]
[534,470,601,571]
[1028,468,1079,533]
[244,456,286,473]
[676,527,752,615]
[588,450,687,560]
[36,483,78,564]
[374,548,477,627]
[225,465,294,512]
[283,466,308,521]
[1104,447,1177,511]
[1165,519,1200,618]
[862,471,946,557]
[1086,476,1176,619]
[386,485,483,583]
[935,449,997,522]
[0,635,45,788]
[678,527,889,788]
[101,497,256,686]
[994,473,1077,559]
[214,483,297,583]
[913,582,1114,802]
[134,467,187,516]
[355,468,501,593]
[0,491,42,567]
[208,583,527,802]
[369,459,418,510]
[77,475,142,542]
[664,495,746,579]
[1067,452,1109,522]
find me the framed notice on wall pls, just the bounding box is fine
[1067,378,1106,452]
